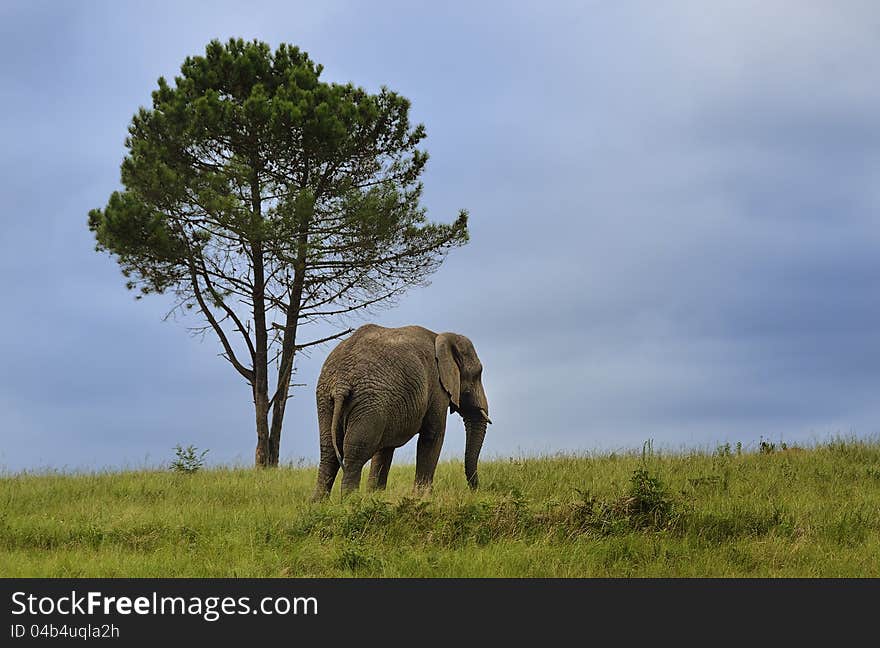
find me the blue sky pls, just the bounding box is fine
[2,1,879,471]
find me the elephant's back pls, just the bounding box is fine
[317,324,437,408]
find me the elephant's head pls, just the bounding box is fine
[435,332,491,489]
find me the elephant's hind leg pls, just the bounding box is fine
[367,447,395,491]
[339,411,385,496]
[340,457,368,496]
[339,438,375,497]
[312,439,341,501]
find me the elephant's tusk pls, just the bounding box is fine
[479,408,492,425]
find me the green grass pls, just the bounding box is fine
[2,437,879,577]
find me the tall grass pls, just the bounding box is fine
[1,437,879,576]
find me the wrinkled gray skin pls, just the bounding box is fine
[312,324,491,499]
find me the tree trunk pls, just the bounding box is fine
[266,190,311,466]
[254,384,271,466]
[266,274,303,467]
[267,341,297,466]
[250,171,272,467]
[251,262,271,468]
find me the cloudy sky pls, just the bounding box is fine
[2,1,879,471]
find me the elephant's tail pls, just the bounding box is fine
[330,387,350,471]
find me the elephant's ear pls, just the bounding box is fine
[435,333,461,413]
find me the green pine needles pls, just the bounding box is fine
[88,39,469,466]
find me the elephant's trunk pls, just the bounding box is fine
[464,417,487,490]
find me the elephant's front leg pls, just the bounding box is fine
[367,447,395,491]
[414,428,445,494]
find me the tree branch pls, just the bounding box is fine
[186,259,255,384]
[269,325,354,349]
[196,256,256,360]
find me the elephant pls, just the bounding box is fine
[312,324,491,499]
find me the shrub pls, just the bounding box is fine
[624,468,677,530]
[170,445,209,474]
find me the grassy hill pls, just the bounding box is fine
[2,438,879,577]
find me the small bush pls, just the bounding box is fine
[170,445,209,474]
[714,443,732,458]
[624,468,677,530]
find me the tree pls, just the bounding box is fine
[88,39,469,467]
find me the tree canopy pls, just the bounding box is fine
[89,38,469,465]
